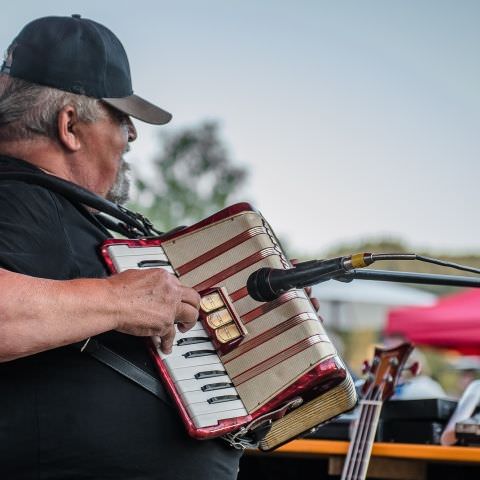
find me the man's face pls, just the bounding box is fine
[106,154,131,205]
[77,104,136,200]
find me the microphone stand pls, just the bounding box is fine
[336,269,480,288]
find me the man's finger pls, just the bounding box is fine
[175,302,199,330]
[159,326,176,354]
[180,286,201,310]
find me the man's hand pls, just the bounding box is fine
[107,269,200,354]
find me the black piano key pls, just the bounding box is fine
[176,337,210,346]
[194,370,226,379]
[137,259,170,268]
[183,349,217,359]
[201,382,234,392]
[207,395,240,404]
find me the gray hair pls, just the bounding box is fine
[0,74,106,141]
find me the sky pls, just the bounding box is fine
[1,1,479,257]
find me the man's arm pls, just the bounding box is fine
[0,268,200,362]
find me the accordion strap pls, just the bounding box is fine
[0,169,172,406]
[76,338,172,406]
[0,170,159,237]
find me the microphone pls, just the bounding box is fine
[247,253,376,302]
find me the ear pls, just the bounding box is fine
[57,105,82,151]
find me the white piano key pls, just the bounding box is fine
[176,375,233,394]
[181,386,239,405]
[192,408,250,428]
[108,245,251,428]
[111,254,175,272]
[156,323,210,359]
[174,322,209,340]
[107,245,168,258]
[160,327,220,368]
[174,336,211,349]
[158,333,215,359]
[106,245,172,273]
[106,244,252,431]
[179,321,206,333]
[187,398,246,417]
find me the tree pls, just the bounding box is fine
[130,121,249,232]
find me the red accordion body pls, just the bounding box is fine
[101,203,356,450]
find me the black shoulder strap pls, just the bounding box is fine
[0,169,172,406]
[75,338,172,406]
[0,170,161,238]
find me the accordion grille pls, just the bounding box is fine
[161,211,339,413]
[259,375,357,451]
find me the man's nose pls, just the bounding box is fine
[126,117,137,142]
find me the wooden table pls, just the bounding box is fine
[241,440,480,480]
[273,439,480,463]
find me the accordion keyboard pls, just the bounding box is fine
[105,243,249,429]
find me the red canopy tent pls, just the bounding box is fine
[385,289,480,355]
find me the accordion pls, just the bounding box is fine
[101,203,357,450]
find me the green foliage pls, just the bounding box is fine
[129,121,248,232]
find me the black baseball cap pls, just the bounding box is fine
[1,14,172,125]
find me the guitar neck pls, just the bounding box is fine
[340,400,383,480]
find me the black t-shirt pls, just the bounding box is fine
[0,156,242,480]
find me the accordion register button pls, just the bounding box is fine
[205,308,232,328]
[200,292,224,312]
[215,324,241,343]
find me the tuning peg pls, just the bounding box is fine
[403,361,421,376]
[362,360,371,374]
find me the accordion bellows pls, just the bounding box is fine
[102,203,357,450]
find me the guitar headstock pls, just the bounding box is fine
[361,342,414,402]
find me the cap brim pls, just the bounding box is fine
[103,94,172,125]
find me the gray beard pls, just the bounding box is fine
[106,157,131,205]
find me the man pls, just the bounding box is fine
[0,267,198,362]
[0,15,243,479]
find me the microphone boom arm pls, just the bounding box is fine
[247,252,480,302]
[337,269,480,289]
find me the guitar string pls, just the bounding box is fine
[347,391,382,480]
[343,386,383,480]
[352,390,383,480]
[343,398,376,479]
[342,401,369,479]
[342,386,375,480]
[350,386,384,480]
